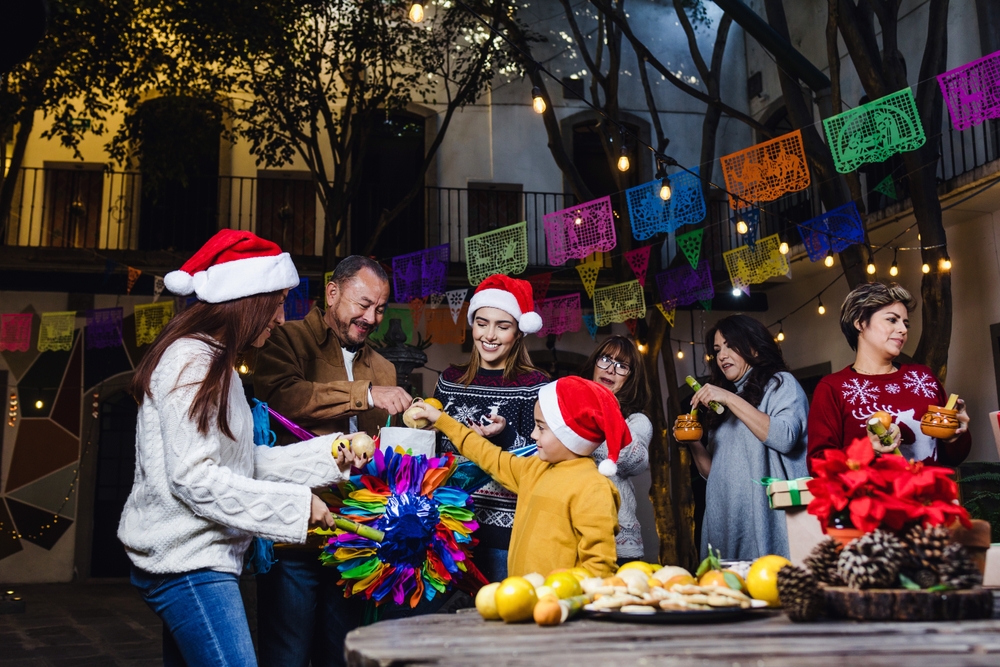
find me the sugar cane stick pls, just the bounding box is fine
[685,376,724,414]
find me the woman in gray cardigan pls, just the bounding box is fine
[583,335,652,565]
[680,315,809,561]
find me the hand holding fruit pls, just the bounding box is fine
[331,432,372,470]
[404,398,442,429]
[370,385,415,415]
[866,411,901,454]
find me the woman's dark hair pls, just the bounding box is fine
[702,314,788,431]
[130,291,285,439]
[839,282,915,351]
[579,335,650,417]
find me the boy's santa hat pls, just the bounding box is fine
[468,274,543,335]
[164,230,299,303]
[537,376,632,477]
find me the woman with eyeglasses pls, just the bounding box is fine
[431,275,549,582]
[679,314,808,561]
[580,335,652,565]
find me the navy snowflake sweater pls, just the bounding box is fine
[433,365,548,551]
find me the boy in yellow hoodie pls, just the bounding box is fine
[407,376,630,579]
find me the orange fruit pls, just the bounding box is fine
[665,574,696,589]
[871,411,892,429]
[723,569,748,594]
[746,555,792,605]
[698,570,729,588]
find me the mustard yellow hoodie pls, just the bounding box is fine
[436,414,620,578]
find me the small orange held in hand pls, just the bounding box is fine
[870,411,892,429]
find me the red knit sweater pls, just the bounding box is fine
[807,363,971,473]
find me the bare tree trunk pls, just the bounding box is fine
[763,0,867,288]
[835,0,953,378]
[0,112,34,243]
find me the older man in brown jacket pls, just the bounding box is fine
[253,255,413,667]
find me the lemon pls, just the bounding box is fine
[494,576,538,623]
[567,567,591,582]
[423,397,444,410]
[475,582,501,620]
[746,555,791,605]
[617,561,656,576]
[543,572,582,599]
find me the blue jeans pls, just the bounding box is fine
[131,566,256,667]
[256,550,365,667]
[473,545,508,583]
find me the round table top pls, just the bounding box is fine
[346,598,1000,667]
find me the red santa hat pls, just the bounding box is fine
[163,230,300,303]
[537,376,632,476]
[467,274,543,335]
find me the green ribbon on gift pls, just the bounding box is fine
[758,476,812,508]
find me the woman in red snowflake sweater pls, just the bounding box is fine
[807,282,970,472]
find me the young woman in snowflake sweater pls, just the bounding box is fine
[433,274,548,582]
[807,282,970,472]
[117,231,361,667]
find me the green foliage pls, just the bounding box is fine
[959,468,1000,542]
[107,0,516,253]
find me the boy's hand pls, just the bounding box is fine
[408,399,443,427]
[469,414,506,437]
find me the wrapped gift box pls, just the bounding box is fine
[377,426,435,458]
[766,477,814,509]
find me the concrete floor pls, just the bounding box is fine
[0,580,162,666]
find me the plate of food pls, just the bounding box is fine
[580,582,771,624]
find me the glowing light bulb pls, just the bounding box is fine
[676,348,684,359]
[922,262,931,274]
[238,363,250,375]
[637,342,647,353]
[732,287,741,297]
[776,330,785,342]
[735,219,748,235]
[818,301,826,315]
[704,354,712,362]
[408,2,424,22]
[617,152,630,172]
[866,261,876,275]
[573,212,583,225]
[658,179,672,201]
[531,87,546,114]
[779,242,789,255]
[889,261,899,277]
[824,251,835,268]
[34,400,43,409]
[941,257,952,270]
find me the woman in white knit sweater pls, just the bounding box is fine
[118,230,361,667]
[581,335,652,565]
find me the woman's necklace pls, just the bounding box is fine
[852,363,896,375]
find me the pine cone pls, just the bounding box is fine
[804,538,845,586]
[777,565,824,622]
[901,523,951,572]
[836,530,904,589]
[939,543,983,589]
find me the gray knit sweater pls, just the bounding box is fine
[700,370,809,561]
[592,413,652,560]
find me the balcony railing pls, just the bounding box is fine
[4,117,997,267]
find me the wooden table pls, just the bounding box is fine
[346,594,1000,666]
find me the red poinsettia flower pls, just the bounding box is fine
[806,437,971,535]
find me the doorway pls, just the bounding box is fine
[90,390,138,577]
[135,96,222,251]
[350,111,426,259]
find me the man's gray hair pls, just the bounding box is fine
[330,256,389,285]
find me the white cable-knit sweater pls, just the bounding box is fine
[118,337,348,575]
